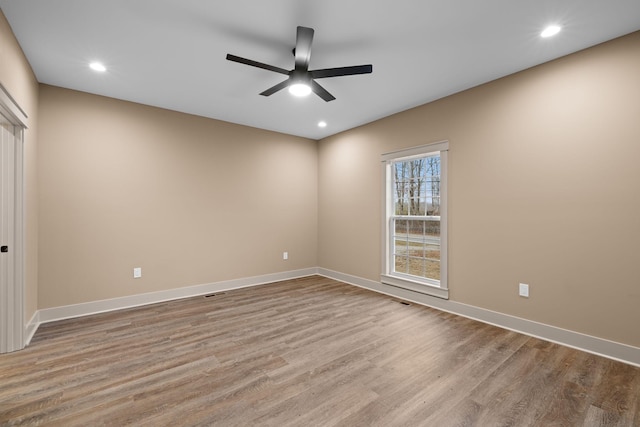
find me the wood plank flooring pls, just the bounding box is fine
[1,275,639,426]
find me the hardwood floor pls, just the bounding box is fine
[1,275,639,426]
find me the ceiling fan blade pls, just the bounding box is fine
[310,80,336,102]
[226,54,290,75]
[294,26,314,72]
[310,64,373,79]
[260,79,291,96]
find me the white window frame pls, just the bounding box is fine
[381,141,448,299]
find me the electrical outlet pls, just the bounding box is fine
[133,267,142,279]
[519,283,529,298]
[283,252,288,260]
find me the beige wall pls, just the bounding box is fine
[0,10,39,322]
[318,31,640,347]
[37,86,317,308]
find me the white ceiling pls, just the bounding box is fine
[2,1,640,140]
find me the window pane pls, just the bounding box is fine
[392,217,440,281]
[394,255,408,274]
[424,220,440,238]
[425,260,440,281]
[393,156,440,218]
[394,219,408,234]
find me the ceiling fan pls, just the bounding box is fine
[226,26,373,102]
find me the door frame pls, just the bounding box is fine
[0,83,27,353]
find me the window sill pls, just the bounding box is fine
[380,274,449,300]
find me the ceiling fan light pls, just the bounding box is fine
[289,83,312,97]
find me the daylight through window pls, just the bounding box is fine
[382,141,448,299]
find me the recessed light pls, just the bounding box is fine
[541,25,561,38]
[318,121,327,128]
[289,83,312,97]
[89,62,106,72]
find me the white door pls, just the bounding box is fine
[0,90,25,353]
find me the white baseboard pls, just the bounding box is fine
[317,268,640,368]
[24,310,39,346]
[27,266,640,367]
[37,268,318,324]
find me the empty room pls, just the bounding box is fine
[1,1,639,425]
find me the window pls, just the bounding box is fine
[381,141,448,299]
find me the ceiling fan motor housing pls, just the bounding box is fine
[226,26,373,102]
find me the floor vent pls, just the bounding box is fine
[204,293,226,298]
